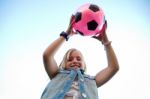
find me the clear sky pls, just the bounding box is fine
[1,0,150,99]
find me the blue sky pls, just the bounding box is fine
[1,0,150,99]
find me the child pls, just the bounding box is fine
[41,15,119,99]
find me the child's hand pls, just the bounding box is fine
[66,15,76,36]
[92,20,109,44]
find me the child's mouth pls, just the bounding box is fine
[70,65,81,68]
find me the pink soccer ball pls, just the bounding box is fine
[73,3,105,36]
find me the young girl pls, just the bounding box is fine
[41,15,119,99]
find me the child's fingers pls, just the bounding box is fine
[92,33,103,41]
[70,15,75,26]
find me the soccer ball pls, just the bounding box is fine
[73,3,105,36]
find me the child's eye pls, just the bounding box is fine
[77,57,81,61]
[67,57,73,61]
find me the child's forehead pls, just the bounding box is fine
[66,49,84,59]
[70,50,82,56]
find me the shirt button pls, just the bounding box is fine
[81,93,87,98]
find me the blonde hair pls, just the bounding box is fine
[59,48,86,71]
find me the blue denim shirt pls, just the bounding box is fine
[41,68,99,99]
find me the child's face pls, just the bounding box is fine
[65,50,85,70]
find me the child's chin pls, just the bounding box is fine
[70,66,80,69]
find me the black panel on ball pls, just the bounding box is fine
[74,12,82,23]
[87,20,98,30]
[89,4,100,12]
[76,30,84,36]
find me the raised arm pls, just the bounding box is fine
[93,21,119,87]
[43,15,75,79]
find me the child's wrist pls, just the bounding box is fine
[102,41,112,46]
[60,31,69,41]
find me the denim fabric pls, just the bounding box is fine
[41,68,99,99]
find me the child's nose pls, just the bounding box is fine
[72,58,78,62]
